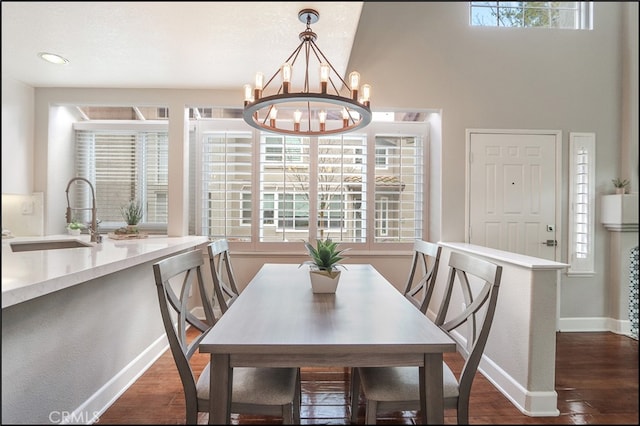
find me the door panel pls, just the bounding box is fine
[468,131,559,261]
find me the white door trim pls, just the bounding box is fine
[464,128,563,262]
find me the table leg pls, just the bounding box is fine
[423,353,444,424]
[210,354,232,424]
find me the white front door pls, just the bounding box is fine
[467,130,561,261]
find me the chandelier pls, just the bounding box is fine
[243,9,372,136]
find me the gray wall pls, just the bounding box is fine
[348,2,638,321]
[1,260,167,424]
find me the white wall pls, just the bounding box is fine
[1,77,34,195]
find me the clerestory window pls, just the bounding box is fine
[470,1,593,30]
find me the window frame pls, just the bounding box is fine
[73,120,169,234]
[193,116,430,252]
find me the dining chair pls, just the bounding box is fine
[349,239,442,410]
[207,239,241,314]
[350,251,503,424]
[152,249,301,424]
[402,239,443,315]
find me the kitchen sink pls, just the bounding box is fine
[10,239,93,252]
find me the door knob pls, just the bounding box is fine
[541,239,557,247]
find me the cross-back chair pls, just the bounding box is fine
[207,239,241,314]
[350,251,503,424]
[349,240,443,411]
[403,239,442,314]
[152,249,300,424]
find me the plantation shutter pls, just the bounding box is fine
[317,135,367,243]
[200,132,253,241]
[259,135,310,242]
[374,135,424,242]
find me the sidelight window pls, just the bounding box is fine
[568,132,595,275]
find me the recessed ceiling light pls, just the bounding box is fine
[38,52,69,65]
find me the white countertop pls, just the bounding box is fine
[2,234,209,308]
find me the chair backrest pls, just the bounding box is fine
[434,251,502,400]
[207,239,240,314]
[403,240,442,314]
[152,249,216,421]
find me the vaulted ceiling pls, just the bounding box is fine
[1,2,363,90]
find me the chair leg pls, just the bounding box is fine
[349,367,361,423]
[282,403,294,425]
[294,368,302,424]
[457,399,469,425]
[364,399,378,425]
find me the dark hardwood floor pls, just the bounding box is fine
[96,331,638,425]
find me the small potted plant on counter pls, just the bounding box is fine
[300,238,349,293]
[116,199,143,235]
[612,178,630,194]
[67,218,85,236]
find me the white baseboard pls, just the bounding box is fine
[478,355,560,417]
[558,316,631,336]
[65,334,169,425]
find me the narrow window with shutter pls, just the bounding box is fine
[568,132,595,275]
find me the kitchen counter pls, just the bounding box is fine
[1,234,209,308]
[2,233,210,424]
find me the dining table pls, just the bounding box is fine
[199,263,457,424]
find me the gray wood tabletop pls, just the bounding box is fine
[199,263,456,424]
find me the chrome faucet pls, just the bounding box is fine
[65,177,100,243]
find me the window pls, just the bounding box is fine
[317,135,367,242]
[200,131,253,241]
[73,123,169,233]
[374,136,423,242]
[194,114,429,249]
[259,135,311,242]
[568,132,595,275]
[470,2,593,30]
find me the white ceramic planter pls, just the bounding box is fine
[67,228,81,236]
[309,270,341,293]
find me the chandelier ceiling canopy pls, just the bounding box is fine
[243,9,372,136]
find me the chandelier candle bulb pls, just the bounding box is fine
[320,63,330,93]
[254,72,264,99]
[281,63,291,93]
[349,71,360,100]
[362,84,371,107]
[243,84,253,105]
[269,106,278,127]
[294,110,302,131]
[342,108,350,127]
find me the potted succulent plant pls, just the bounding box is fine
[300,238,349,293]
[118,199,143,234]
[612,178,630,194]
